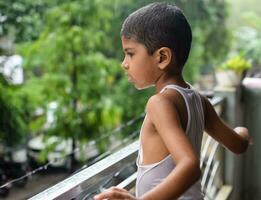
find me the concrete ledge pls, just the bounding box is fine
[214,185,233,200]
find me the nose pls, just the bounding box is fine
[121,58,129,70]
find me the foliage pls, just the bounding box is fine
[227,0,261,29]
[0,75,28,147]
[231,12,261,66]
[0,0,231,153]
[217,54,252,74]
[1,0,231,80]
[0,0,72,43]
[183,0,230,80]
[15,0,149,156]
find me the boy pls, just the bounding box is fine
[94,2,250,200]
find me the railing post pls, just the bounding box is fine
[214,86,244,200]
[241,86,261,200]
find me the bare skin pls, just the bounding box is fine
[94,37,250,200]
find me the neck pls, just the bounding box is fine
[155,72,188,93]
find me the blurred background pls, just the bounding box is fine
[0,0,260,199]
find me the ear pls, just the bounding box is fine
[155,47,172,70]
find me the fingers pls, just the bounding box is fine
[93,186,132,200]
[248,137,254,145]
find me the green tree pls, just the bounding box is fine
[1,0,231,161]
[0,75,28,147]
[0,0,73,43]
[16,0,143,163]
[231,12,261,68]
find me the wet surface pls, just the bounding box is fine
[0,170,70,200]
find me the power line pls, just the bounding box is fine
[0,146,90,190]
[0,113,144,190]
[72,128,140,174]
[0,146,80,190]
[92,113,144,144]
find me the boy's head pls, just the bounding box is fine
[121,2,192,70]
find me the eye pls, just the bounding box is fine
[126,52,134,58]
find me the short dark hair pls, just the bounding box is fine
[121,2,192,69]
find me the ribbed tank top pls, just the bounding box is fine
[136,84,205,199]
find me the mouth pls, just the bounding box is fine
[127,75,134,83]
[125,73,133,82]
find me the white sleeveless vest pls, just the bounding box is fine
[136,84,205,199]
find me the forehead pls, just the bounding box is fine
[121,36,145,50]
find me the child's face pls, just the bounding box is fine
[121,36,162,90]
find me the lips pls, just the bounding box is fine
[126,73,134,83]
[128,75,133,82]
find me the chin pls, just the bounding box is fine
[135,84,154,90]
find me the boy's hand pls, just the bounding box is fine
[94,186,139,200]
[234,127,253,145]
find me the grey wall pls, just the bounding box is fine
[214,86,245,200]
[242,87,261,200]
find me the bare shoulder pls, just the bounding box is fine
[145,92,182,129]
[146,90,181,112]
[146,94,168,118]
[146,93,170,107]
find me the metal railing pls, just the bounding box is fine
[30,96,231,200]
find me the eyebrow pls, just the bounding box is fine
[123,48,135,52]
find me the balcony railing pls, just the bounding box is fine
[29,95,231,200]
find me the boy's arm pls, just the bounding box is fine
[203,96,249,154]
[140,94,201,200]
